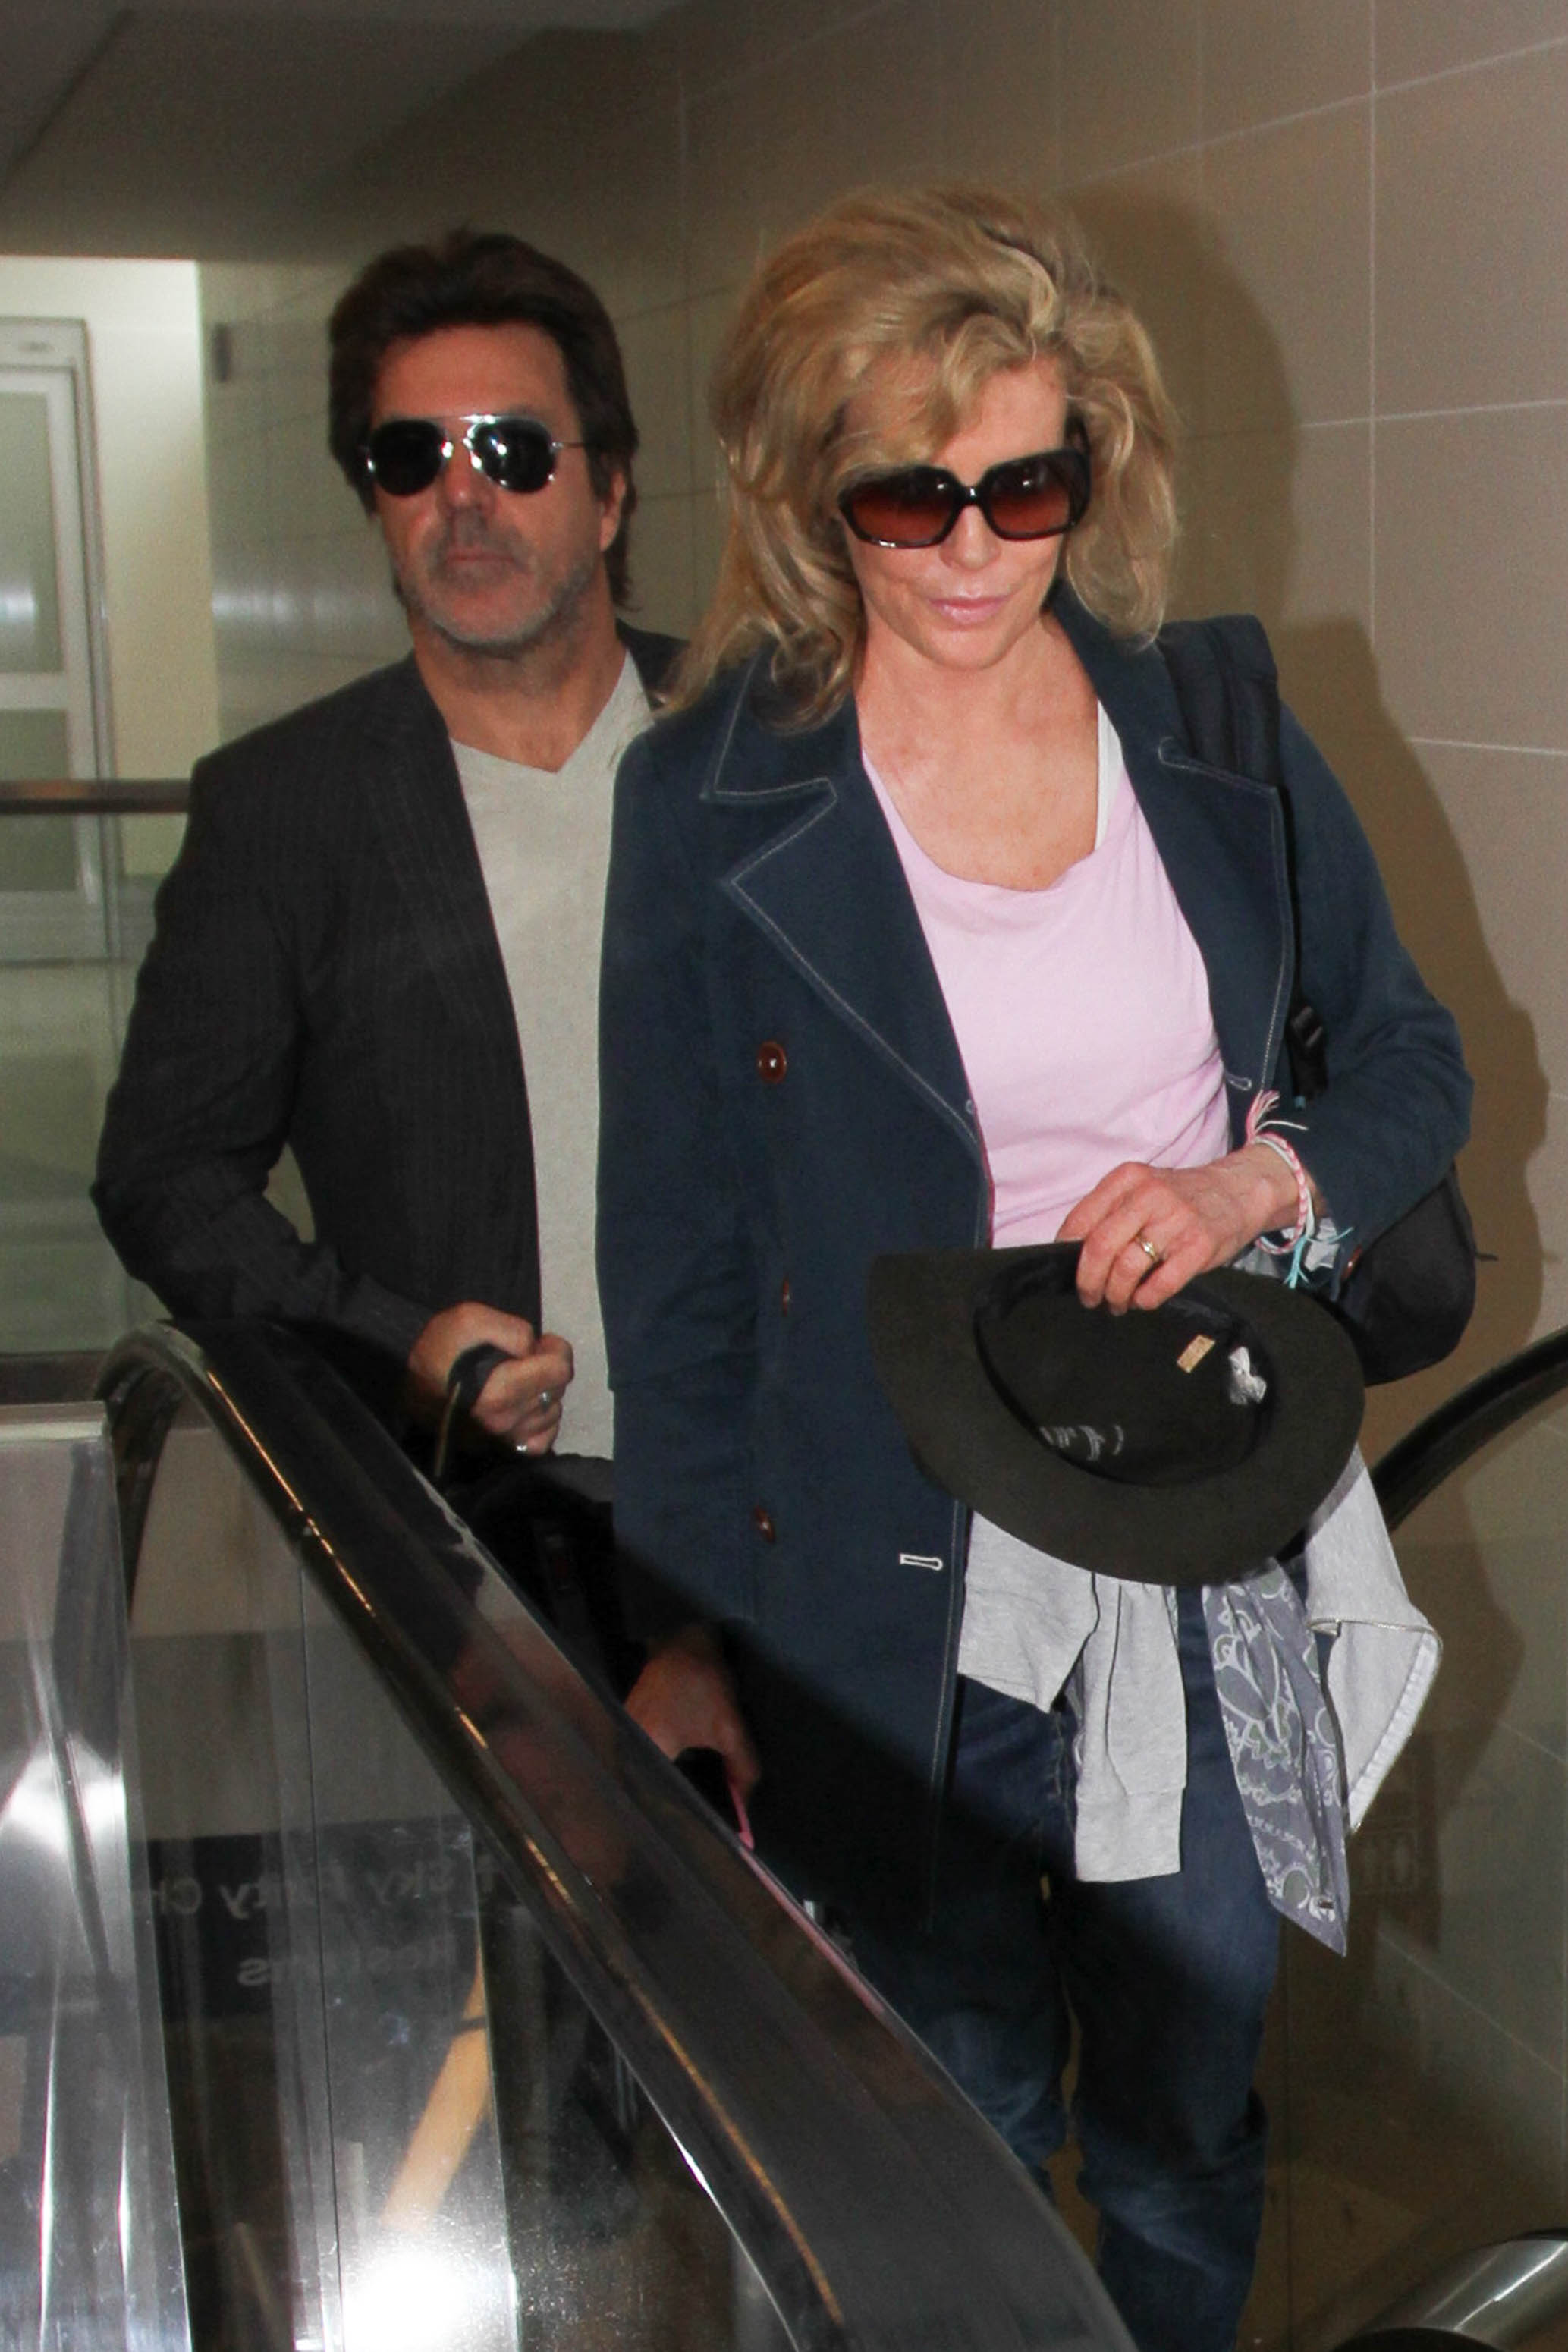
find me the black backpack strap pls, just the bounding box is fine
[1157,614,1328,1102]
[1158,613,1280,788]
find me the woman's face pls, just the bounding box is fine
[841,356,1073,681]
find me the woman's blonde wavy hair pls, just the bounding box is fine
[669,184,1178,724]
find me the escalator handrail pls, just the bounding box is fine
[0,777,189,816]
[98,1319,1129,2352]
[1372,1323,1568,1530]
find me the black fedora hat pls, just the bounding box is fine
[867,1242,1363,1585]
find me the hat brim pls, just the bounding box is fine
[867,1244,1364,1585]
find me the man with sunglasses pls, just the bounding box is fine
[96,230,678,1482]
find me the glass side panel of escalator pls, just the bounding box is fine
[1268,1387,1568,2351]
[0,1401,190,2350]
[130,1406,791,2352]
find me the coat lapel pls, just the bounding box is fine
[695,599,1295,1156]
[359,659,528,1104]
[1055,593,1293,1109]
[706,668,979,1152]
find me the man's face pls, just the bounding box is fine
[369,322,624,659]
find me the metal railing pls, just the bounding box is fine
[1372,1322,1568,1530]
[0,778,190,816]
[97,1319,1130,2352]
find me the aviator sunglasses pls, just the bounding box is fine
[363,412,586,498]
[837,425,1092,549]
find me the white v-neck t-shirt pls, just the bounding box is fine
[453,652,651,1457]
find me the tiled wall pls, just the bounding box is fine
[199,0,1568,1428]
[199,261,406,743]
[196,6,1568,2334]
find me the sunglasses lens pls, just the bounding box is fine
[841,444,1092,546]
[366,419,445,496]
[841,469,959,547]
[366,417,563,496]
[473,417,559,493]
[983,452,1087,539]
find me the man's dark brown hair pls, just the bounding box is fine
[328,228,640,604]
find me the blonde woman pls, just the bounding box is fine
[597,187,1468,2351]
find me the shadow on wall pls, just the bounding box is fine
[1280,620,1548,1442]
[1062,193,1560,2334]
[1067,187,1547,1450]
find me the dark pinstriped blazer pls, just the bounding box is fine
[94,625,679,1408]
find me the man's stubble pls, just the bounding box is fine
[393,511,602,667]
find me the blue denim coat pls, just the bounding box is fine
[598,592,1471,1917]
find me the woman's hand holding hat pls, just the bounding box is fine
[1059,1143,1319,1313]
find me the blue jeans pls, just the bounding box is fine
[851,1589,1279,2352]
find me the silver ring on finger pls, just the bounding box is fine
[1133,1233,1164,1269]
[537,1388,553,1410]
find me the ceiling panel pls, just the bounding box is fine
[0,0,673,256]
[0,5,120,192]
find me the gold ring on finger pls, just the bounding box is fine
[1134,1234,1164,1268]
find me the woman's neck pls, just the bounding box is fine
[855,612,1101,891]
[856,609,1059,756]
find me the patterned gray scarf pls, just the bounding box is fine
[1204,1567,1349,1952]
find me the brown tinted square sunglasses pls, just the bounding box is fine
[838,422,1091,549]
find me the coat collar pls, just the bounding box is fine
[702,655,982,1158]
[701,600,1295,1137]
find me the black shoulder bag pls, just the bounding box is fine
[1158,615,1477,1385]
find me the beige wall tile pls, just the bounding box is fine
[687,40,848,297]
[831,2,943,187]
[618,303,692,502]
[1174,429,1297,624]
[510,83,683,325]
[686,81,771,297]
[1399,1398,1568,1761]
[306,528,399,668]
[693,479,728,620]
[1337,736,1550,1380]
[1362,1067,1560,1451]
[1428,1718,1564,2063]
[1202,102,1370,432]
[630,489,696,637]
[1062,153,1208,429]
[1058,0,1202,181]
[1281,423,1374,633]
[936,0,1059,187]
[687,284,740,493]
[582,91,687,322]
[1280,1920,1568,2328]
[1202,0,1371,136]
[1526,1094,1568,1340]
[1329,727,1487,1041]
[1377,46,1568,415]
[1375,406,1568,750]
[1375,0,1568,85]
[1419,744,1568,1099]
[1372,1939,1565,2215]
[1175,422,1369,670]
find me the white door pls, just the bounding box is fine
[0,323,113,961]
[0,319,139,1350]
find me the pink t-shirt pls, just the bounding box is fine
[865,708,1229,1241]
